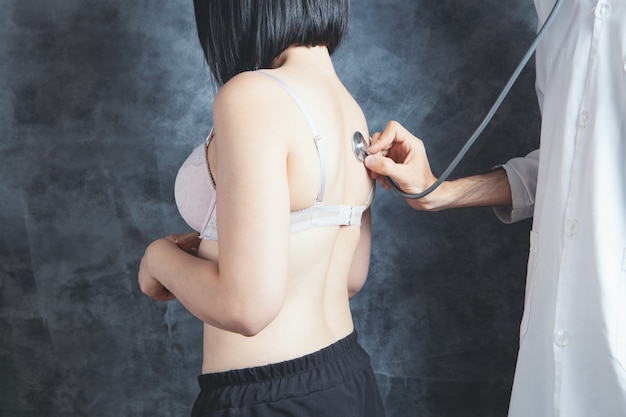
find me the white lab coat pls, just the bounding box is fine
[494,0,626,416]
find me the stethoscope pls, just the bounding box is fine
[353,0,565,199]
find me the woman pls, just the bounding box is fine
[138,1,384,415]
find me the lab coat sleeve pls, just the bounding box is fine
[492,149,539,224]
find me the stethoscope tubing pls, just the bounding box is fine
[387,0,565,199]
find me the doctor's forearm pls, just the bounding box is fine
[411,168,512,211]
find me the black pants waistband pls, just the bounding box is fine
[197,330,358,389]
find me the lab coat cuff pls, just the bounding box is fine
[491,163,535,224]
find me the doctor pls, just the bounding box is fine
[365,0,626,416]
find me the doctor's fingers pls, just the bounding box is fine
[368,120,423,154]
[364,153,410,189]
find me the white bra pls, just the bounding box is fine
[174,71,373,240]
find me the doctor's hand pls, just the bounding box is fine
[364,120,446,211]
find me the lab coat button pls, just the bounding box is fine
[554,331,569,347]
[565,219,579,236]
[595,3,611,19]
[579,111,592,127]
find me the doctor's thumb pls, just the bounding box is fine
[364,155,378,170]
[364,154,390,175]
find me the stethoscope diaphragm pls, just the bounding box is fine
[352,131,371,163]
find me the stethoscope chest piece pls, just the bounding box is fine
[352,131,371,162]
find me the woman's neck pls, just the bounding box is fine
[271,45,333,71]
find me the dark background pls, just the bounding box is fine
[1,0,540,416]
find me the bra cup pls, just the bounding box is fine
[175,144,217,235]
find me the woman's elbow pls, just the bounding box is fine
[219,296,284,337]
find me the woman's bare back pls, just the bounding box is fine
[197,46,374,373]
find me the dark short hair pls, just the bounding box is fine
[193,0,350,85]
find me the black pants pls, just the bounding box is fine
[191,331,386,417]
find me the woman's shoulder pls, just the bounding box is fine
[213,70,298,134]
[212,71,291,145]
[215,71,278,107]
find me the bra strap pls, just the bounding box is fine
[255,71,326,203]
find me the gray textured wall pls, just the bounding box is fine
[0,0,539,416]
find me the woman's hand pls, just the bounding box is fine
[138,232,200,301]
[170,232,201,256]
